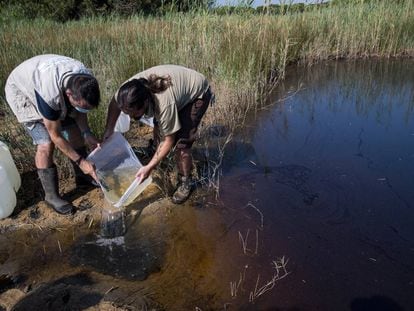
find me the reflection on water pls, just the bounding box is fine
[252,164,319,205]
[219,59,414,310]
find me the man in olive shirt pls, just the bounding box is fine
[104,65,214,204]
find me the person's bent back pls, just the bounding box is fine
[5,54,101,215]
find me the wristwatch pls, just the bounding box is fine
[75,156,83,166]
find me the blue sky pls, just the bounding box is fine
[216,0,319,7]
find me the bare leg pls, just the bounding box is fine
[175,148,192,177]
[35,143,55,169]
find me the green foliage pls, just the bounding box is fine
[212,5,255,15]
[212,2,328,16]
[0,0,413,171]
[2,0,391,21]
[0,0,84,21]
[0,0,214,21]
[256,3,306,14]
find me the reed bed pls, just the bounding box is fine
[0,0,413,173]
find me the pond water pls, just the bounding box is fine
[217,59,414,310]
[1,60,413,311]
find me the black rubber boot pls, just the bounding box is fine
[71,147,99,189]
[37,167,74,215]
[172,175,194,204]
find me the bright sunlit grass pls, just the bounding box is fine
[0,0,413,173]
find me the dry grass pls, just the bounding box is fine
[0,1,412,184]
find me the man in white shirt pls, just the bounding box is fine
[5,54,100,215]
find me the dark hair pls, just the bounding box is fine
[66,74,100,107]
[117,74,172,110]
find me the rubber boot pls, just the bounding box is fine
[37,167,74,215]
[172,175,194,204]
[71,147,99,189]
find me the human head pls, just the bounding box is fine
[65,74,100,113]
[117,75,172,120]
[117,79,152,120]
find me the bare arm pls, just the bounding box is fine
[103,96,121,140]
[44,118,81,161]
[44,118,98,181]
[135,134,175,181]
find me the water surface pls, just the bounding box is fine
[218,60,414,310]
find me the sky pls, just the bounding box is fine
[216,0,320,7]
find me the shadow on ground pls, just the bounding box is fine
[10,273,102,311]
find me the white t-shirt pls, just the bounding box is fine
[5,54,92,123]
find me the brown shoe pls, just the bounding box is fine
[172,175,193,204]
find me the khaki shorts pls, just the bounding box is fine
[175,87,214,149]
[23,117,78,145]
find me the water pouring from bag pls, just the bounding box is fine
[86,133,152,238]
[100,201,126,238]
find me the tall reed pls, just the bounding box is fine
[0,0,412,172]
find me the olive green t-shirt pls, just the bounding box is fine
[115,65,209,137]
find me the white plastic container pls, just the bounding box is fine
[0,141,20,219]
[87,132,152,207]
[114,112,130,133]
[0,141,21,191]
[114,113,154,133]
[0,166,16,219]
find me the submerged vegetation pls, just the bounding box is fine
[0,0,413,174]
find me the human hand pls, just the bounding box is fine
[79,159,98,182]
[135,165,152,182]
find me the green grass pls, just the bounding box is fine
[0,0,413,172]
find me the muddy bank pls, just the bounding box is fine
[0,185,250,310]
[0,175,164,307]
[0,123,163,309]
[0,121,249,310]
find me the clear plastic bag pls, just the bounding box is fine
[87,132,152,207]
